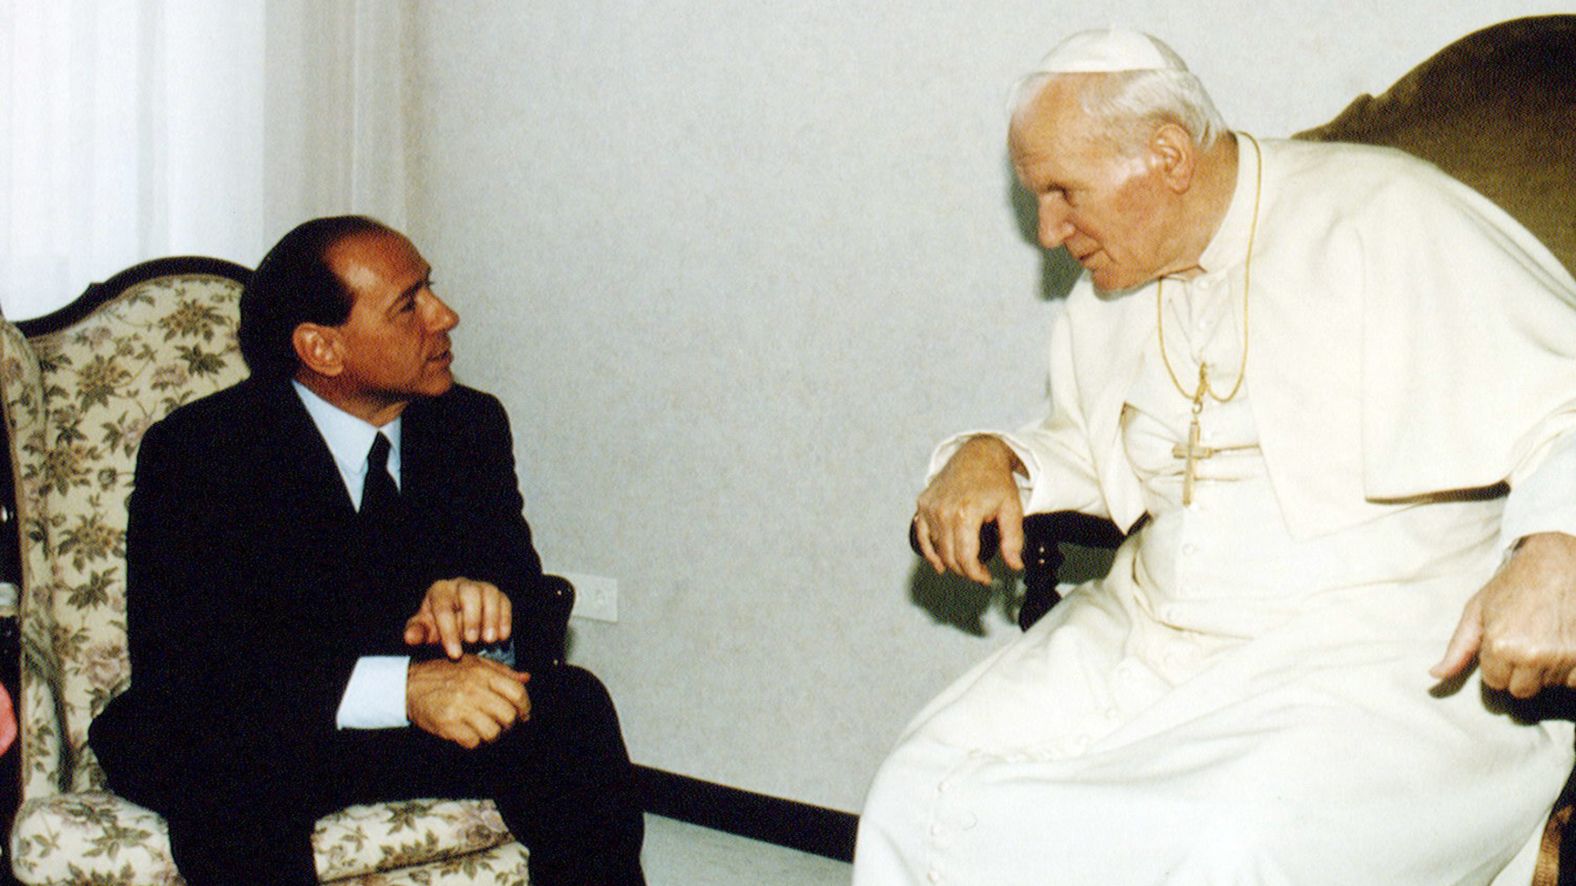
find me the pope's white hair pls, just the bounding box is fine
[1008,52,1228,155]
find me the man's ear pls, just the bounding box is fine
[292,323,344,378]
[1148,122,1197,193]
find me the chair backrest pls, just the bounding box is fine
[1295,14,1576,280]
[0,259,250,797]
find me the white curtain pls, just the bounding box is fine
[0,0,410,321]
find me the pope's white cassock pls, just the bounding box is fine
[855,135,1576,885]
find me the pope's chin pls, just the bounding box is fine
[1087,267,1148,295]
[1073,253,1135,294]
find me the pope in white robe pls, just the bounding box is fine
[856,29,1576,886]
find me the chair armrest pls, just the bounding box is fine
[1017,512,1125,630]
[908,512,1126,631]
[516,574,576,671]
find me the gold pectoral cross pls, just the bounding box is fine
[1171,364,1214,506]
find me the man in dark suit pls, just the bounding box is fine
[89,216,645,885]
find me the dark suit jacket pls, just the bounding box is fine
[92,376,548,776]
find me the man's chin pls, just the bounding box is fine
[423,371,456,398]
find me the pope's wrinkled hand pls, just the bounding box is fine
[1432,531,1576,698]
[914,435,1027,584]
[404,577,513,660]
[406,654,531,749]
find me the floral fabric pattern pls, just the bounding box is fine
[0,273,525,883]
[9,792,526,885]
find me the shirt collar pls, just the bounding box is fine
[1195,132,1263,276]
[292,380,402,494]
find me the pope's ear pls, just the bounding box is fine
[292,323,343,377]
[1148,122,1196,193]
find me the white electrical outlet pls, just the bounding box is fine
[557,572,618,623]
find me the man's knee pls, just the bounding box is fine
[539,665,615,712]
[532,666,628,747]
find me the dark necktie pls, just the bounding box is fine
[360,432,399,518]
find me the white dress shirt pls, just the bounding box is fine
[292,381,410,730]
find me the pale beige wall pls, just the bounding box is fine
[404,1,1567,812]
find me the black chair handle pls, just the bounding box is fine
[514,574,576,671]
[907,512,1128,631]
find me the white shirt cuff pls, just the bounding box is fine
[1501,435,1576,554]
[335,655,411,730]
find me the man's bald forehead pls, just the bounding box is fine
[1028,28,1190,75]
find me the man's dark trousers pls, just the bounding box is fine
[111,664,644,886]
[89,378,644,884]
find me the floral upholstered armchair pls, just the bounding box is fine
[0,259,538,884]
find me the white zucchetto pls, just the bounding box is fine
[1029,28,1190,74]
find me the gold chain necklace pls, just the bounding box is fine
[1155,132,1263,504]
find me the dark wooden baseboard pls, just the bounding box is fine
[635,765,857,862]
